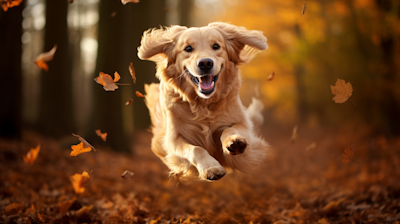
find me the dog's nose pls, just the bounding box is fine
[197,58,213,73]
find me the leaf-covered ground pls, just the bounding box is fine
[1,126,400,224]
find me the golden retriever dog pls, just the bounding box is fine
[138,22,269,182]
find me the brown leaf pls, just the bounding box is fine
[290,125,298,143]
[34,45,57,71]
[113,71,121,82]
[58,197,76,214]
[70,171,90,193]
[302,3,307,15]
[125,98,133,106]
[121,170,134,179]
[121,0,139,5]
[323,198,345,211]
[129,63,136,84]
[330,78,353,104]
[95,129,107,142]
[37,212,45,222]
[5,202,23,216]
[1,0,22,12]
[266,72,275,81]
[94,72,119,91]
[72,133,96,151]
[70,142,92,156]
[305,142,316,151]
[341,146,354,164]
[135,91,144,98]
[76,205,93,217]
[23,144,40,165]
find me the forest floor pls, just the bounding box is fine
[1,125,400,224]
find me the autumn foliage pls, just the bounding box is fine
[1,0,22,11]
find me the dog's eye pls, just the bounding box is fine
[184,46,193,52]
[212,44,220,50]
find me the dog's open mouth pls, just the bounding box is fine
[189,70,220,96]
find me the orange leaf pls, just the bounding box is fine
[5,202,23,216]
[113,71,121,82]
[341,146,354,164]
[76,205,93,217]
[330,78,353,104]
[125,98,133,106]
[121,0,139,5]
[58,197,76,214]
[34,45,57,71]
[70,142,92,156]
[135,91,144,98]
[266,72,275,81]
[23,144,40,165]
[72,133,96,151]
[129,63,136,84]
[95,72,118,91]
[95,129,107,142]
[70,171,90,193]
[1,0,22,12]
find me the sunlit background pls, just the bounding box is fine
[1,0,399,151]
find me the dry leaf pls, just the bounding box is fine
[305,142,317,151]
[1,0,22,12]
[317,218,328,224]
[94,72,119,91]
[5,202,23,216]
[290,125,298,143]
[267,72,275,81]
[136,91,144,98]
[330,78,353,104]
[76,205,93,217]
[37,212,45,222]
[72,133,96,151]
[121,0,139,5]
[125,98,133,106]
[302,3,307,15]
[70,171,90,193]
[121,170,134,179]
[70,142,92,156]
[113,71,121,82]
[34,45,57,71]
[23,144,40,165]
[341,146,354,164]
[58,197,76,214]
[95,129,107,142]
[25,204,35,215]
[129,63,136,84]
[323,198,345,211]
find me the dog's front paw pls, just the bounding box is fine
[200,166,226,181]
[223,135,248,155]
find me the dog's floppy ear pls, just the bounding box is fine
[209,22,267,65]
[137,25,187,62]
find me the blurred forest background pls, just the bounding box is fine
[1,0,399,151]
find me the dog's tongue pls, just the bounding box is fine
[199,76,213,90]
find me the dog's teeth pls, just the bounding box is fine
[212,81,214,86]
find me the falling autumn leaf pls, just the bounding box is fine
[129,63,136,84]
[121,0,139,5]
[305,142,316,151]
[341,146,354,164]
[95,129,107,142]
[111,11,117,17]
[70,142,92,156]
[125,98,133,106]
[72,133,96,151]
[135,91,144,98]
[95,72,119,91]
[302,3,307,15]
[1,0,22,12]
[121,170,134,179]
[23,144,40,165]
[70,171,90,193]
[266,72,275,81]
[290,125,298,143]
[330,78,353,104]
[34,45,57,72]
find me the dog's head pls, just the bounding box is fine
[138,22,267,100]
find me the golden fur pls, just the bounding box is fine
[138,22,269,181]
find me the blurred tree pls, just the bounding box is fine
[0,4,24,138]
[37,0,75,137]
[88,0,167,152]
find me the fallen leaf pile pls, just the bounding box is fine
[34,45,57,72]
[1,0,22,11]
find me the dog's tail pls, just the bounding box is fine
[246,97,264,129]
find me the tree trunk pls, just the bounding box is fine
[0,3,24,138]
[37,0,74,137]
